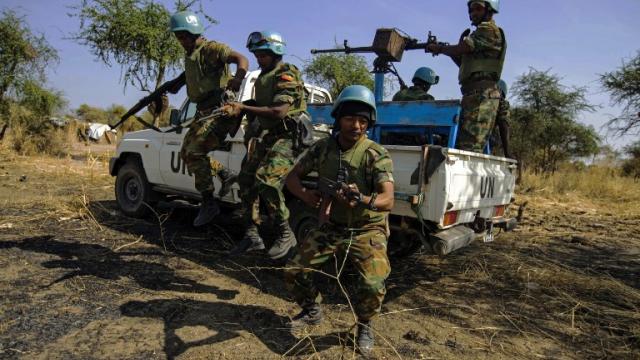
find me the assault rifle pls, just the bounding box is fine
[109,72,186,130]
[317,167,361,224]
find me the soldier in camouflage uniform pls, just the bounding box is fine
[493,79,511,158]
[163,11,249,227]
[222,31,309,260]
[427,0,506,153]
[392,67,439,101]
[284,85,394,356]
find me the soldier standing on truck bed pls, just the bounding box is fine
[222,31,312,260]
[494,79,511,158]
[284,85,394,356]
[160,11,249,227]
[427,0,506,153]
[392,67,439,101]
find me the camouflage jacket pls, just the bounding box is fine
[459,19,506,85]
[184,38,232,109]
[392,86,435,101]
[298,135,394,229]
[253,61,307,129]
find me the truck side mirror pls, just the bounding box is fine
[169,109,181,126]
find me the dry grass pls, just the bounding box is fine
[9,123,70,157]
[520,165,640,208]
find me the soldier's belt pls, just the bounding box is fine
[319,222,386,234]
[460,80,498,96]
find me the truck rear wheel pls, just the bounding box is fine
[115,160,155,218]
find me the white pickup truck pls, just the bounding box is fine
[109,71,518,256]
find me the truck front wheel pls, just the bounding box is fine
[115,160,155,217]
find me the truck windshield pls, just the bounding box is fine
[182,102,197,123]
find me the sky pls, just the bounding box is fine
[2,0,639,149]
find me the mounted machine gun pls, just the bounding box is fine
[311,28,448,101]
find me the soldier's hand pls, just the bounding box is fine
[147,95,168,117]
[221,102,243,117]
[302,189,322,209]
[336,183,360,208]
[226,78,243,92]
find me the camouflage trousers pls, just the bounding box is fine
[180,112,233,193]
[491,97,511,156]
[238,134,296,223]
[285,225,391,321]
[457,86,501,153]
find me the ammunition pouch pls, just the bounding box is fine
[269,112,314,151]
[292,112,315,150]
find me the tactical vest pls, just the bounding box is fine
[254,62,306,129]
[184,41,230,109]
[318,136,387,229]
[458,26,507,85]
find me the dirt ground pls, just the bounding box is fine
[0,145,639,360]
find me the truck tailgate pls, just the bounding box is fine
[386,145,517,229]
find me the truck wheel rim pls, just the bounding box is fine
[125,178,141,202]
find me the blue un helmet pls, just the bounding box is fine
[246,31,286,55]
[169,11,204,35]
[497,79,508,98]
[331,85,377,127]
[413,67,439,85]
[467,0,500,13]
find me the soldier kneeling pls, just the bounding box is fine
[285,85,395,356]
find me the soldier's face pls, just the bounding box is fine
[174,31,196,52]
[338,115,369,142]
[468,3,486,25]
[254,51,276,70]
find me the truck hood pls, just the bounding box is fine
[122,128,165,140]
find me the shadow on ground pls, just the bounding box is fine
[0,235,239,299]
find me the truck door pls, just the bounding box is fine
[158,101,198,193]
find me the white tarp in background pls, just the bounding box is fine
[87,123,116,141]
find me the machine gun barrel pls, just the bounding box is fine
[310,46,376,55]
[310,29,445,63]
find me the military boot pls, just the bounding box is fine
[217,168,238,198]
[287,304,323,329]
[193,191,220,227]
[267,220,297,260]
[357,321,375,356]
[229,223,265,256]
